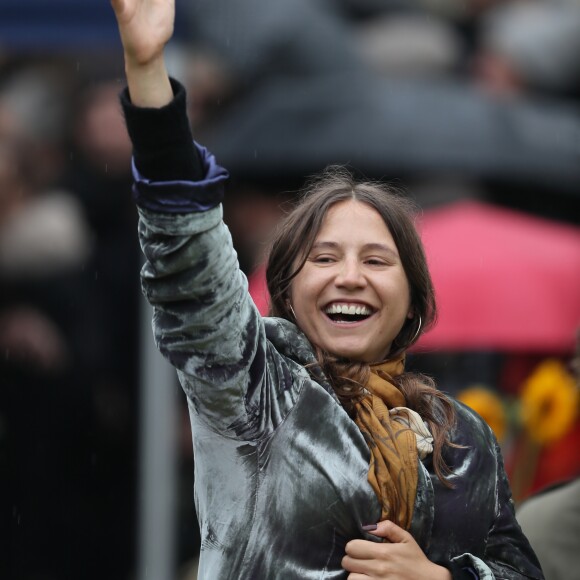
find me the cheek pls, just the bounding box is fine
[288,270,322,323]
[289,280,308,314]
[287,279,302,316]
[395,274,412,308]
[289,266,311,302]
[383,279,412,320]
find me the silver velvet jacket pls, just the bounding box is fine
[133,145,543,580]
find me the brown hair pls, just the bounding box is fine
[266,167,456,485]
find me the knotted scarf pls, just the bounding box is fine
[352,356,419,530]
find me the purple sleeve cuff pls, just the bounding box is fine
[437,559,479,580]
[132,142,229,213]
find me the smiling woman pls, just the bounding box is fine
[289,200,412,363]
[265,168,459,517]
[110,0,544,579]
[267,169,431,364]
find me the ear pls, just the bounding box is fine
[407,310,414,319]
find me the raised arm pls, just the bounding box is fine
[109,0,300,440]
[110,0,174,107]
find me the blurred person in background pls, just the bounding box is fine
[0,60,99,580]
[517,477,580,580]
[62,72,142,579]
[474,0,580,99]
[0,57,141,579]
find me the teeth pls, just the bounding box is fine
[326,303,372,316]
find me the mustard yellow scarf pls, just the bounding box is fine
[352,356,418,530]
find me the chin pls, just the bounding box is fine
[327,346,376,363]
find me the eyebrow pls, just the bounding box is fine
[311,241,399,258]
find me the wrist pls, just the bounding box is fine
[125,56,173,108]
[434,563,453,580]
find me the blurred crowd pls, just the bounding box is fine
[0,56,140,578]
[0,1,579,579]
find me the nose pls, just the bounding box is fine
[335,258,367,289]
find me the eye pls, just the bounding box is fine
[311,254,336,264]
[364,257,388,266]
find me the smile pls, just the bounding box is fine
[324,302,375,323]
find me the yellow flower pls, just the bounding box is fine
[520,359,579,445]
[457,386,507,442]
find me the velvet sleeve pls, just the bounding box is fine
[124,80,302,439]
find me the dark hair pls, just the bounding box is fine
[266,167,456,485]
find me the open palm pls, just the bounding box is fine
[110,0,175,65]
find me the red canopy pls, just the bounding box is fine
[415,200,580,353]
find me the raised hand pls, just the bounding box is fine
[110,0,174,107]
[342,520,452,580]
[111,0,174,65]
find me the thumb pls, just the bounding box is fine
[364,520,410,543]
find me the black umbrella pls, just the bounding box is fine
[204,73,580,194]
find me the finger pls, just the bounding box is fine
[343,552,391,578]
[110,0,132,22]
[342,554,373,575]
[367,519,411,543]
[345,539,385,559]
[110,0,126,14]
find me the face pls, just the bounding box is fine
[289,200,413,363]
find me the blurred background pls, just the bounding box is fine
[0,0,579,579]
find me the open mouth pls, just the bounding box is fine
[324,303,375,323]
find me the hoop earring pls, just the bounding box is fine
[288,303,297,321]
[409,315,422,343]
